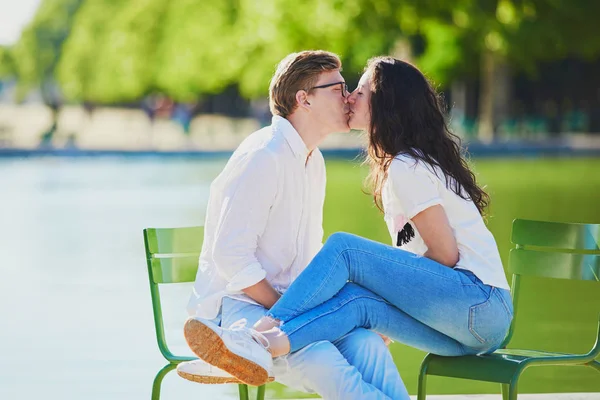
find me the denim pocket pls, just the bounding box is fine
[468,288,512,345]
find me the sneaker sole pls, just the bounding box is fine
[183,318,270,386]
[177,369,275,385]
[177,370,241,384]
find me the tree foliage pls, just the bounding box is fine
[9,0,600,103]
[413,0,600,81]
[11,0,82,101]
[0,47,15,78]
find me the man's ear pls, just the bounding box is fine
[296,90,311,109]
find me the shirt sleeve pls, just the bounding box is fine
[388,158,443,219]
[211,149,278,292]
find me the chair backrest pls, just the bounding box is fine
[502,219,600,349]
[145,227,204,284]
[509,219,599,282]
[143,226,204,362]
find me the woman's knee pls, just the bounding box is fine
[324,231,360,251]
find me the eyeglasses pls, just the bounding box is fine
[308,81,349,97]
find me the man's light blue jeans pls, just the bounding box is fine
[267,232,514,357]
[219,297,409,400]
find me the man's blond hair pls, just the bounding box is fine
[269,50,341,118]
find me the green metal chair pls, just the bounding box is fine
[417,219,600,400]
[143,226,268,400]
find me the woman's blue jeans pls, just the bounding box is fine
[266,232,514,356]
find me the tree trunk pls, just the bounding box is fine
[477,51,495,142]
[40,83,59,147]
[478,51,512,142]
[450,80,468,137]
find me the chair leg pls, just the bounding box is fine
[587,360,600,373]
[238,384,250,400]
[417,356,431,400]
[501,379,519,400]
[151,364,176,400]
[255,384,266,400]
[501,384,510,400]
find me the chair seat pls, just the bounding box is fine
[493,348,568,360]
[424,348,584,384]
[177,359,275,385]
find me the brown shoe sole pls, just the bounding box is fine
[177,369,275,385]
[183,318,270,386]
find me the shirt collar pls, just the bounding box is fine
[272,115,309,160]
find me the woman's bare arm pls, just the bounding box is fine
[411,204,459,268]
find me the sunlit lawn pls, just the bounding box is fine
[269,157,600,398]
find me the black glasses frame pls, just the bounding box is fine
[308,81,349,97]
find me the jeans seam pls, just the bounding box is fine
[494,289,513,317]
[468,287,495,344]
[282,295,386,338]
[278,246,465,322]
[344,247,463,283]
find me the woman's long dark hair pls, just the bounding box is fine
[364,56,489,215]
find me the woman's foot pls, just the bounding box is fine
[261,327,292,357]
[253,315,282,332]
[253,316,292,357]
[183,317,273,386]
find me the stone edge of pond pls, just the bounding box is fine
[1,143,600,159]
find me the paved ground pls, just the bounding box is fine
[406,395,599,399]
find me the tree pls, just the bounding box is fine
[0,47,15,79]
[11,0,83,142]
[57,0,407,102]
[410,0,600,140]
[52,0,600,141]
[56,0,125,102]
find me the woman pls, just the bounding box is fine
[184,57,513,391]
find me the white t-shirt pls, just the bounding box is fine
[381,154,510,290]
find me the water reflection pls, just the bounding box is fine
[0,157,252,400]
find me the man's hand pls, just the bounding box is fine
[377,333,393,347]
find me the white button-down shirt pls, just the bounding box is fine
[187,116,326,319]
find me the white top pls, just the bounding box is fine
[187,116,326,319]
[382,154,510,290]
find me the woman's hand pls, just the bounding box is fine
[411,204,459,268]
[377,333,393,347]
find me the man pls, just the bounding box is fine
[180,51,407,400]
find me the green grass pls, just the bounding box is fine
[270,157,600,398]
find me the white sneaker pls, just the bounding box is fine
[184,317,273,386]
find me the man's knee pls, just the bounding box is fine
[285,340,359,382]
[338,328,389,356]
[292,340,343,367]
